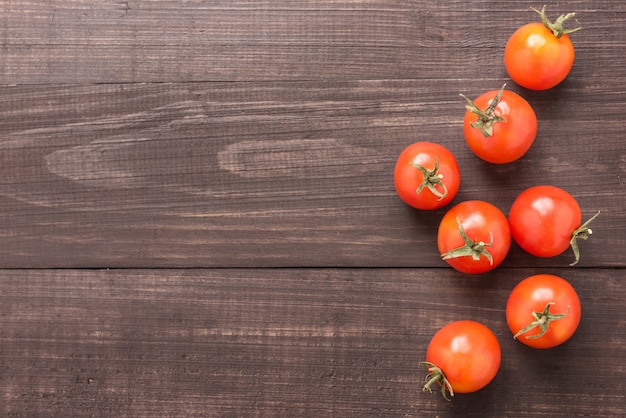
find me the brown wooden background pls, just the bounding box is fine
[1,1,625,416]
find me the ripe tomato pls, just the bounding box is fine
[438,200,511,274]
[461,84,537,164]
[508,185,599,266]
[506,274,581,349]
[421,320,501,399]
[504,6,582,90]
[394,142,460,210]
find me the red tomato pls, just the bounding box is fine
[508,185,599,266]
[438,201,511,274]
[506,274,581,349]
[394,142,460,210]
[422,320,501,399]
[461,85,537,164]
[504,6,582,90]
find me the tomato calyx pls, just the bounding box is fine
[460,84,507,137]
[569,210,601,266]
[441,217,494,265]
[409,157,448,201]
[419,361,454,401]
[532,5,582,39]
[513,302,570,340]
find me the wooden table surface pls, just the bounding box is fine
[1,1,625,416]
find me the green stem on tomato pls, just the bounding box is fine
[460,84,507,138]
[441,217,494,265]
[532,5,582,38]
[513,302,570,340]
[409,156,448,201]
[569,210,600,266]
[419,361,454,401]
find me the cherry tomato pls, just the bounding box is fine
[461,84,537,164]
[394,142,460,210]
[504,6,582,90]
[438,200,511,274]
[421,320,501,399]
[506,274,581,349]
[508,185,599,266]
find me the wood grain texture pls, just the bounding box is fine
[1,1,625,416]
[0,1,625,84]
[1,268,624,417]
[0,80,624,268]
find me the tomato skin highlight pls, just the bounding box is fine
[508,185,581,258]
[505,22,575,90]
[425,320,501,394]
[438,200,511,274]
[463,89,537,164]
[393,142,460,210]
[506,274,581,349]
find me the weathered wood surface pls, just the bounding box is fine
[2,1,625,84]
[1,268,625,417]
[1,80,623,269]
[1,0,625,416]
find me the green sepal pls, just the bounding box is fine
[419,361,454,401]
[441,217,494,265]
[409,156,448,201]
[532,5,582,38]
[513,302,570,340]
[460,84,507,137]
[569,210,600,266]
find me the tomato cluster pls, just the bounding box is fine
[392,7,598,400]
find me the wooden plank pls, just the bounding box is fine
[1,1,624,417]
[1,1,625,84]
[0,80,624,268]
[0,268,624,416]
